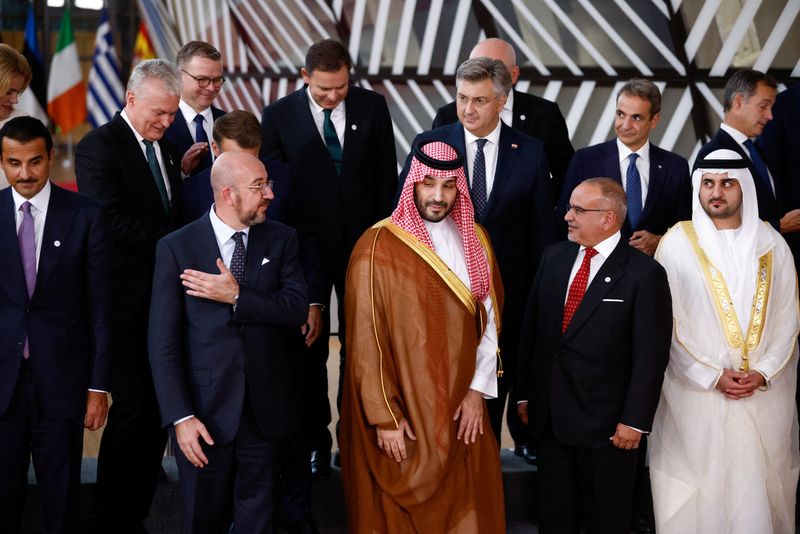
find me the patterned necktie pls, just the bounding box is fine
[143,140,170,213]
[626,153,642,230]
[471,138,488,220]
[230,232,246,284]
[18,201,36,358]
[323,109,343,174]
[743,139,774,197]
[193,114,212,170]
[562,247,598,333]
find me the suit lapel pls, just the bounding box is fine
[641,145,666,223]
[171,109,194,149]
[485,123,520,221]
[602,141,622,183]
[563,239,628,339]
[0,190,28,304]
[35,186,75,298]
[194,214,224,273]
[244,222,269,288]
[548,243,578,317]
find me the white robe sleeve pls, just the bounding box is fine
[470,294,498,399]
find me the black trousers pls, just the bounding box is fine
[537,425,639,534]
[0,359,83,534]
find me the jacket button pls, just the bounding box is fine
[17,342,24,348]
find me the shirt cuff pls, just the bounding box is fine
[88,389,109,394]
[173,415,195,426]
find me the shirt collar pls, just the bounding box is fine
[306,87,345,116]
[464,117,502,146]
[720,122,750,144]
[12,180,51,215]
[616,137,650,163]
[582,230,621,259]
[209,203,250,243]
[179,99,213,126]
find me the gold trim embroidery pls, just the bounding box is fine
[680,221,773,372]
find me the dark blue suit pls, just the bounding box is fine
[398,121,559,445]
[164,106,226,176]
[149,214,308,531]
[558,140,691,238]
[0,184,111,533]
[180,157,291,225]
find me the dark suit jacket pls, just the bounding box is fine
[148,216,308,443]
[516,238,672,448]
[75,112,182,375]
[759,84,800,209]
[180,157,291,225]
[260,85,397,302]
[433,89,574,200]
[164,106,226,176]
[0,184,111,419]
[558,139,691,238]
[398,121,558,360]
[696,127,781,228]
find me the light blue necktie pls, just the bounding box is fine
[626,153,642,229]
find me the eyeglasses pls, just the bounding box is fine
[456,94,498,108]
[565,203,611,216]
[181,70,226,88]
[232,180,274,195]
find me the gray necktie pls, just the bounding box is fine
[18,201,35,358]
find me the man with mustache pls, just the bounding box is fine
[149,151,311,532]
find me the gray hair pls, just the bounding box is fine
[583,177,627,224]
[617,78,661,115]
[723,69,777,112]
[127,59,182,96]
[455,57,512,98]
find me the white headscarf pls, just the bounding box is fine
[691,148,775,325]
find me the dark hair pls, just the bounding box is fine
[212,110,261,149]
[723,69,777,112]
[176,41,222,67]
[304,39,352,73]
[0,116,53,155]
[617,78,661,115]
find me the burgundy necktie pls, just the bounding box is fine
[562,247,598,333]
[18,201,36,358]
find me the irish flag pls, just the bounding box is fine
[47,7,86,133]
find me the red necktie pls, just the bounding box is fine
[562,247,598,333]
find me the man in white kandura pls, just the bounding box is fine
[651,148,800,533]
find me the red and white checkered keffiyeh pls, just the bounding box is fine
[391,141,491,301]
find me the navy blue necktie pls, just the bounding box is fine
[743,139,774,197]
[230,232,246,284]
[193,114,212,171]
[471,139,488,220]
[626,153,642,229]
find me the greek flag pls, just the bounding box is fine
[87,8,124,128]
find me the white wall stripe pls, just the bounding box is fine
[695,82,724,120]
[293,0,331,41]
[589,81,625,145]
[443,0,472,76]
[542,80,563,102]
[332,0,343,20]
[688,139,703,169]
[753,0,800,73]
[242,41,263,74]
[227,79,246,111]
[793,57,800,77]
[229,2,280,73]
[382,80,425,135]
[479,0,550,75]
[710,0,763,76]
[543,0,617,75]
[256,0,306,65]
[407,79,437,121]
[432,79,454,104]
[240,1,293,70]
[295,78,305,91]
[222,0,235,70]
[209,0,219,57]
[197,0,207,43]
[368,0,392,75]
[392,0,417,75]
[277,78,289,99]
[650,0,669,17]
[348,0,367,68]
[240,78,261,115]
[417,0,444,75]
[615,0,685,75]
[261,78,271,105]
[578,0,653,75]
[659,86,692,151]
[276,0,316,49]
[511,0,582,75]
[314,0,337,24]
[516,80,531,93]
[684,0,720,62]
[565,81,596,141]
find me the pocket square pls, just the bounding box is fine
[602,298,624,302]
[261,257,270,265]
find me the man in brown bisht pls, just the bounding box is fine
[341,140,506,533]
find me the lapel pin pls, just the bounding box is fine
[604,276,611,282]
[658,164,663,169]
[351,124,357,131]
[511,143,518,149]
[520,114,526,121]
[54,240,61,247]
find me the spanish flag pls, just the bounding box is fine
[132,22,156,65]
[47,6,85,133]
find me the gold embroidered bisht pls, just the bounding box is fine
[340,220,506,534]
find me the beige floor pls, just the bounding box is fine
[82,338,513,456]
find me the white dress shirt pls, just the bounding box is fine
[565,231,621,301]
[307,88,346,149]
[179,99,215,161]
[464,119,502,197]
[720,122,776,191]
[120,109,173,200]
[617,138,650,211]
[424,217,499,398]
